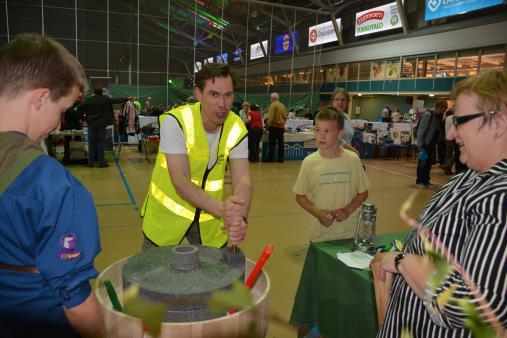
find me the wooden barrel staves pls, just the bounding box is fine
[95,257,271,338]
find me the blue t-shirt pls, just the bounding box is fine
[0,155,101,336]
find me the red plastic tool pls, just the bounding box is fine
[245,243,274,288]
[228,243,274,315]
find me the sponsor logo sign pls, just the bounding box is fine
[308,19,342,47]
[425,0,505,20]
[275,31,299,54]
[250,40,268,60]
[355,2,402,36]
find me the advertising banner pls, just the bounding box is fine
[194,61,202,73]
[308,19,342,47]
[275,31,299,54]
[425,0,505,20]
[250,40,268,60]
[232,48,244,62]
[355,2,402,36]
[216,52,228,64]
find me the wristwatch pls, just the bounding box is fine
[394,253,406,272]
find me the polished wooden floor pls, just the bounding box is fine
[67,147,451,338]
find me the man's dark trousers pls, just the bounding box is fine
[416,140,436,185]
[87,124,106,166]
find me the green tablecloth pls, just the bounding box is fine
[290,232,407,338]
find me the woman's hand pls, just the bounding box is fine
[371,252,399,281]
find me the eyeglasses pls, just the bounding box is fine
[451,111,495,127]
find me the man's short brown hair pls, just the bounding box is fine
[316,106,345,131]
[194,63,236,92]
[0,34,87,101]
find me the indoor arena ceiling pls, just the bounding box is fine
[1,0,504,78]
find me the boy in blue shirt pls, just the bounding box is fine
[0,34,104,337]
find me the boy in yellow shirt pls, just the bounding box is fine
[293,106,370,241]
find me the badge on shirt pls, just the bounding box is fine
[57,233,81,260]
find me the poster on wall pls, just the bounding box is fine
[425,0,505,20]
[385,59,400,79]
[308,19,342,47]
[355,2,403,36]
[371,61,385,80]
[250,40,268,60]
[275,31,299,54]
[336,65,348,81]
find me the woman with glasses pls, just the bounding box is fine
[373,70,507,338]
[330,87,359,154]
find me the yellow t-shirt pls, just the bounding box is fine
[293,149,370,242]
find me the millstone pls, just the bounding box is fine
[122,245,245,322]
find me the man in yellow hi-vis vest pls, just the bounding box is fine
[141,64,251,249]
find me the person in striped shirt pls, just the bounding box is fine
[373,70,507,338]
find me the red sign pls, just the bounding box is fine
[356,10,384,25]
[309,28,318,43]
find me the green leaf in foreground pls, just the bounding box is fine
[122,284,167,337]
[422,237,453,292]
[459,299,497,338]
[207,280,253,314]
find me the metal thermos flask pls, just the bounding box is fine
[353,202,377,253]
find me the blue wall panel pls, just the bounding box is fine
[358,81,370,91]
[399,79,416,92]
[371,81,384,91]
[346,82,358,91]
[415,79,433,91]
[434,78,455,91]
[384,79,399,91]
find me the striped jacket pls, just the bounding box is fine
[379,159,507,337]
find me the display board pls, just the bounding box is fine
[250,40,268,60]
[275,31,299,54]
[355,2,403,36]
[425,0,505,20]
[308,19,342,47]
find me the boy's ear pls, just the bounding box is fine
[31,88,51,111]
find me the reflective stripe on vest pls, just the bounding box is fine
[180,106,195,152]
[159,156,223,192]
[224,122,243,157]
[150,181,214,221]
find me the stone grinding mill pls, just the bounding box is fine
[95,245,271,337]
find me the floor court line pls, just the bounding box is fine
[114,158,137,205]
[364,163,445,186]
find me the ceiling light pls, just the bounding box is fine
[429,94,435,97]
[358,93,362,96]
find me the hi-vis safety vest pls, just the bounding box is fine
[141,103,247,247]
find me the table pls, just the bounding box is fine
[139,115,158,128]
[261,132,316,161]
[290,232,406,338]
[46,130,86,159]
[286,118,314,131]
